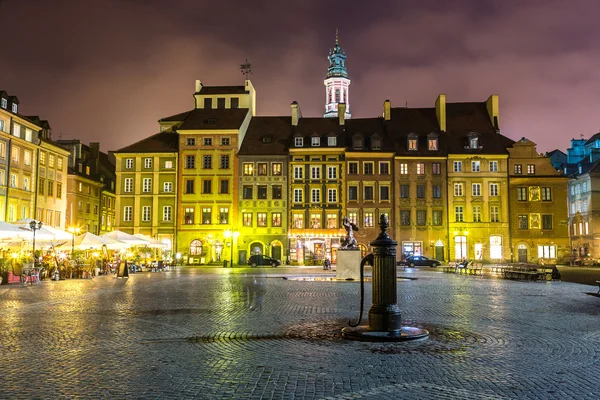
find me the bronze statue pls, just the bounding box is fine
[340,216,359,250]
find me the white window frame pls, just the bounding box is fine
[311,188,321,203]
[489,161,498,172]
[25,129,32,142]
[311,137,320,146]
[123,206,132,222]
[454,183,464,196]
[327,166,337,179]
[293,188,303,203]
[471,161,480,172]
[294,137,303,147]
[163,182,173,192]
[24,151,31,166]
[453,161,462,172]
[311,166,320,180]
[13,124,20,138]
[327,188,337,203]
[142,206,151,222]
[293,166,303,179]
[165,160,173,169]
[490,183,499,197]
[472,183,481,196]
[144,158,152,169]
[142,178,152,193]
[124,178,133,193]
[328,136,337,146]
[125,158,133,169]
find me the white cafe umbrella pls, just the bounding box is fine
[133,234,167,248]
[14,219,61,241]
[59,232,105,250]
[0,221,26,240]
[102,230,149,246]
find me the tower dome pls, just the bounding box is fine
[324,29,351,119]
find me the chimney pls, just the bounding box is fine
[291,101,302,126]
[435,94,446,132]
[338,103,346,125]
[486,94,500,132]
[89,142,100,173]
[195,80,203,93]
[383,100,391,121]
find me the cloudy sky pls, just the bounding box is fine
[2,0,599,153]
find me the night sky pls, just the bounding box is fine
[3,0,599,153]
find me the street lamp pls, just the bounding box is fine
[68,226,81,255]
[29,220,43,267]
[224,230,240,267]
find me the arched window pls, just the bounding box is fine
[190,239,202,255]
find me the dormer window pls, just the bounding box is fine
[328,136,337,146]
[427,133,438,151]
[467,132,480,149]
[11,104,17,113]
[353,137,363,150]
[1,99,6,109]
[294,137,303,147]
[407,134,418,151]
[311,137,320,147]
[371,136,381,151]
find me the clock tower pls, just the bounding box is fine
[324,30,351,119]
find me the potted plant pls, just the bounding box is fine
[0,258,10,285]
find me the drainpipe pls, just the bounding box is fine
[33,146,40,220]
[445,159,451,262]
[5,137,11,221]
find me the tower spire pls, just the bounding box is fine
[324,30,351,119]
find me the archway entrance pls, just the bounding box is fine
[250,242,264,256]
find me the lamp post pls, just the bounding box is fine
[29,220,43,267]
[68,226,81,256]
[223,230,240,267]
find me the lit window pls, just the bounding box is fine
[164,160,173,169]
[243,163,254,176]
[257,213,267,227]
[310,213,321,229]
[364,212,374,227]
[293,213,304,228]
[408,138,418,150]
[311,137,320,146]
[272,163,282,175]
[243,213,252,227]
[428,138,438,151]
[416,163,425,175]
[471,161,480,172]
[272,213,282,227]
[400,163,408,174]
[202,208,211,224]
[527,164,535,174]
[11,147,20,163]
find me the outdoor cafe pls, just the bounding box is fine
[0,219,169,285]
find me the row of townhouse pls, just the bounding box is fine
[112,80,570,265]
[0,91,116,235]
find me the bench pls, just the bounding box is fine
[503,264,553,281]
[467,263,483,276]
[443,262,457,273]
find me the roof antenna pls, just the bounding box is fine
[241,59,252,80]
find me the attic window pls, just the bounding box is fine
[295,137,303,147]
[408,138,418,151]
[328,136,337,146]
[1,99,6,109]
[262,136,272,144]
[371,137,381,151]
[11,104,17,113]
[353,137,363,150]
[311,137,320,146]
[470,137,479,149]
[427,133,439,151]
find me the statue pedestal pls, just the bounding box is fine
[336,249,362,280]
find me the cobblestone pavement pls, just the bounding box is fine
[0,266,598,399]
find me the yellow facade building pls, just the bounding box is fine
[508,138,570,263]
[113,132,178,250]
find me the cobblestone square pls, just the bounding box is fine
[0,267,598,399]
